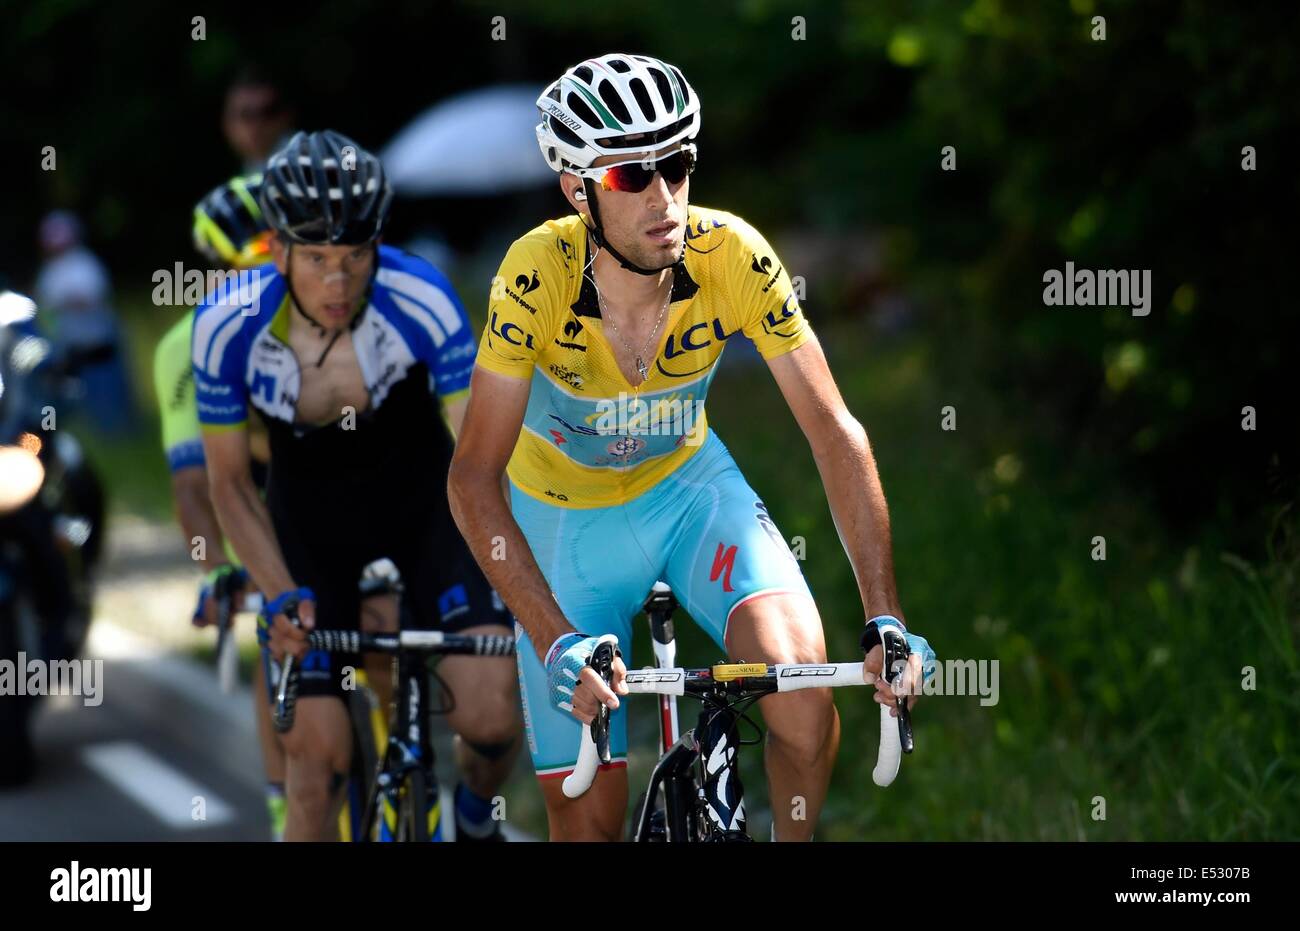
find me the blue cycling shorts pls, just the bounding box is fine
[511,429,814,778]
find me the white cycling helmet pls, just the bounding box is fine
[536,53,701,172]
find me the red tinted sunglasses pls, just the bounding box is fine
[573,144,697,193]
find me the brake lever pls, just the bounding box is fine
[589,640,616,765]
[880,628,916,754]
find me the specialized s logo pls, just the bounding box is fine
[515,270,541,296]
[710,541,737,593]
[750,254,783,294]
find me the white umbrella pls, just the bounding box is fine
[381,84,554,196]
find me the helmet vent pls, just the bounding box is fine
[597,80,633,125]
[574,65,594,84]
[650,69,674,111]
[566,93,602,129]
[607,57,631,73]
[629,78,656,122]
[550,119,584,149]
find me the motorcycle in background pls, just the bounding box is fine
[0,290,105,787]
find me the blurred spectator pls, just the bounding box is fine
[32,211,135,435]
[222,68,295,172]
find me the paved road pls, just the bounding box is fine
[0,516,540,841]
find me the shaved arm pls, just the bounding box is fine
[169,466,232,572]
[447,365,573,659]
[766,336,903,622]
[441,393,469,440]
[201,427,296,601]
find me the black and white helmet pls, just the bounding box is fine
[536,54,701,171]
[259,130,392,245]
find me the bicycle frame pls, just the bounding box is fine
[272,562,515,842]
[635,585,750,841]
[363,617,440,842]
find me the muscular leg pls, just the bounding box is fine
[539,765,629,841]
[725,592,840,842]
[438,622,523,806]
[279,696,352,841]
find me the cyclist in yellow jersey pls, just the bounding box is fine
[449,53,935,840]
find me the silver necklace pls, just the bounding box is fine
[593,265,673,384]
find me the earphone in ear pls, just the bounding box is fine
[574,189,587,201]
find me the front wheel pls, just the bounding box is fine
[397,769,429,843]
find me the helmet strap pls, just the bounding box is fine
[581,178,678,277]
[283,242,376,368]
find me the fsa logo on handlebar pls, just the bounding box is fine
[778,665,837,678]
[625,671,683,684]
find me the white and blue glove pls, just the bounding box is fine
[862,615,936,684]
[545,632,621,714]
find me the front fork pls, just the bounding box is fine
[372,648,441,841]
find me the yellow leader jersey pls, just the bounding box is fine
[476,206,811,508]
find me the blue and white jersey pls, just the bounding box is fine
[191,245,475,429]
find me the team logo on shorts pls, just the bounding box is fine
[606,436,645,457]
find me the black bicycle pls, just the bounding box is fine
[563,583,915,841]
[270,561,515,842]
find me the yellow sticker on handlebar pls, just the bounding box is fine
[712,663,768,681]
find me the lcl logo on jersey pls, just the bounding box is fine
[684,217,727,252]
[657,317,734,378]
[489,310,535,350]
[556,238,574,267]
[760,294,802,339]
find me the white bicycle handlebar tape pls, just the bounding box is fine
[873,703,903,787]
[562,724,603,799]
[774,662,867,690]
[564,662,892,800]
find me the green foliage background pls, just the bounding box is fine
[6,0,1296,838]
